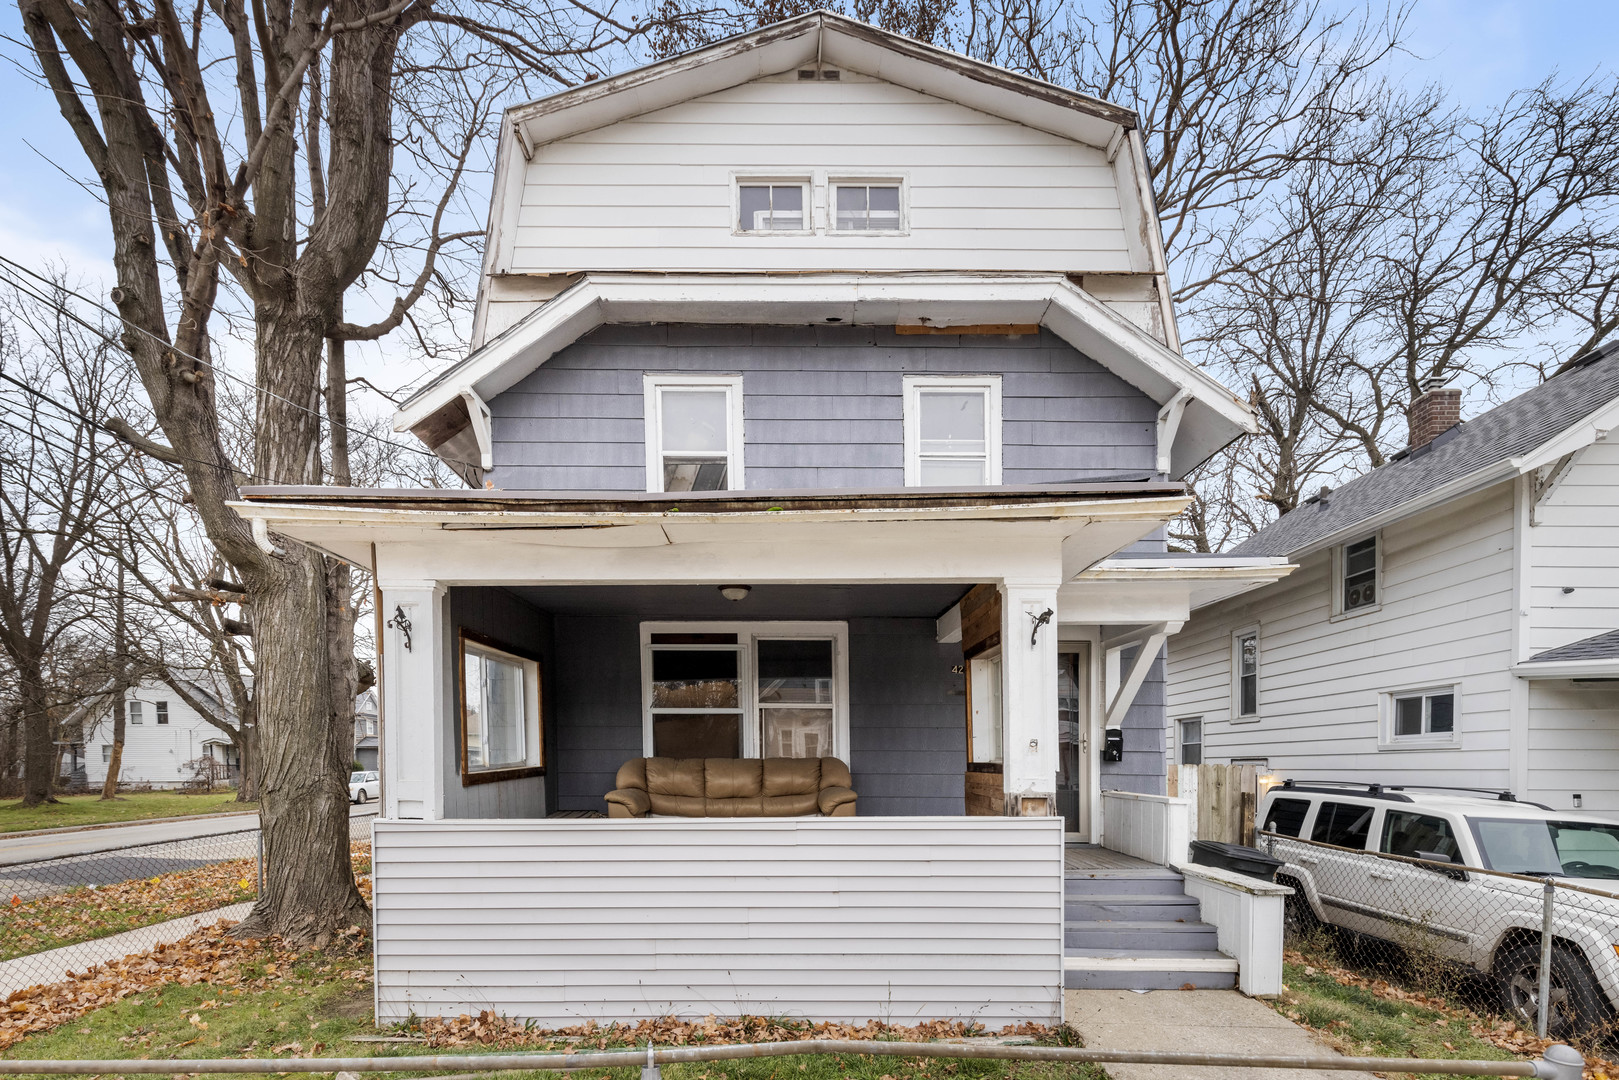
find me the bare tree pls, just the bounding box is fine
[0,281,141,805]
[14,0,712,940]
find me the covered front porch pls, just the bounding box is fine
[236,483,1289,1024]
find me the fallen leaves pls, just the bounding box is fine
[409,1011,1054,1050]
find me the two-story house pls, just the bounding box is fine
[1168,345,1619,812]
[235,13,1288,1026]
[84,677,241,788]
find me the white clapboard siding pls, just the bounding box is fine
[1527,441,1619,654]
[502,77,1131,275]
[1527,681,1619,814]
[372,816,1063,1026]
[1168,483,1517,788]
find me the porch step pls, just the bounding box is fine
[1064,919,1220,951]
[1062,950,1239,991]
[1065,872,1187,896]
[1063,894,1203,921]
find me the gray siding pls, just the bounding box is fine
[550,614,965,815]
[487,324,1158,490]
[1100,646,1167,796]
[446,588,555,817]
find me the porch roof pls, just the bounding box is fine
[232,482,1191,583]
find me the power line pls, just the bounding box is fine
[0,254,443,465]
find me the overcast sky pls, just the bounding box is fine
[0,0,1613,397]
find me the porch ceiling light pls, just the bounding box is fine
[719,585,752,602]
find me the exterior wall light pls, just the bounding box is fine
[719,585,752,602]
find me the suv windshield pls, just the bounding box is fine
[1473,818,1619,878]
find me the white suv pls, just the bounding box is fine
[1260,781,1619,1037]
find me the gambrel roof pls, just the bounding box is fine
[1233,343,1619,559]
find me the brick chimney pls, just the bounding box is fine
[1407,377,1462,450]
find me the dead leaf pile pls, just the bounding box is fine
[1277,948,1617,1080]
[413,1012,1053,1049]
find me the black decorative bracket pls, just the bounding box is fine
[386,605,413,652]
[1028,606,1054,647]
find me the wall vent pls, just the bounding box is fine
[821,69,841,80]
[798,69,816,80]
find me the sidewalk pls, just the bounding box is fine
[0,901,253,996]
[1065,989,1379,1080]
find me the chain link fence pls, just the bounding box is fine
[1263,829,1619,1045]
[0,812,374,993]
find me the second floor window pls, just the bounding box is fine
[644,375,744,493]
[902,376,1002,486]
[156,702,169,725]
[1342,535,1378,612]
[737,181,808,233]
[832,181,903,231]
[1233,629,1258,718]
[128,701,143,725]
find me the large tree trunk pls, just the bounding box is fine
[232,549,367,940]
[19,659,55,807]
[235,709,259,803]
[102,567,128,800]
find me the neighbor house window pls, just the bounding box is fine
[1232,629,1259,719]
[1382,686,1458,748]
[1341,535,1378,613]
[644,375,744,493]
[831,180,903,232]
[155,702,169,725]
[736,180,808,232]
[1177,718,1203,765]
[101,745,113,763]
[642,624,848,760]
[902,376,1002,486]
[458,631,543,784]
[127,701,143,725]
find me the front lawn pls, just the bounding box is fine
[0,923,1105,1080]
[0,792,252,833]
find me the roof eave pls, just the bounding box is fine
[1512,659,1619,680]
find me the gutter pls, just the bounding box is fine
[1511,659,1619,680]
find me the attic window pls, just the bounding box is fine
[737,181,808,233]
[831,180,904,232]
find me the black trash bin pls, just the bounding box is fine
[1188,839,1284,882]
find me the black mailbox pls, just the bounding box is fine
[1101,728,1124,762]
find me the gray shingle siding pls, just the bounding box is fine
[487,324,1159,491]
[1100,645,1167,796]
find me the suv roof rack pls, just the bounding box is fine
[1276,779,1412,802]
[1385,784,1521,801]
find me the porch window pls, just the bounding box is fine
[644,375,744,493]
[902,376,1002,487]
[458,631,544,783]
[641,623,849,760]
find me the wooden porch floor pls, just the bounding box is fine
[1064,843,1157,873]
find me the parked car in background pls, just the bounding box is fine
[1260,780,1619,1037]
[349,770,379,804]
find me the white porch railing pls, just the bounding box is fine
[372,816,1064,1027]
[1100,789,1191,865]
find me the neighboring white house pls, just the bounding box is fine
[84,677,240,788]
[1168,344,1619,814]
[354,688,379,771]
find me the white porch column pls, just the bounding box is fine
[1001,580,1062,816]
[378,582,448,820]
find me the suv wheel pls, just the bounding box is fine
[1496,943,1608,1038]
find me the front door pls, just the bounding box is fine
[1057,645,1090,836]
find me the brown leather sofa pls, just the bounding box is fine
[605,757,857,818]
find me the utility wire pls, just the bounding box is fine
[0,254,443,465]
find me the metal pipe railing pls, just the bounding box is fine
[0,1038,1587,1078]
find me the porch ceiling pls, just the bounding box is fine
[504,582,970,619]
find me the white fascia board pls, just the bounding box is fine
[395,274,1255,457]
[1512,659,1619,680]
[1070,556,1295,613]
[504,12,1133,153]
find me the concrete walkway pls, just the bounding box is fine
[1065,989,1379,1080]
[0,901,253,996]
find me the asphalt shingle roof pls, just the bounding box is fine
[1525,629,1619,664]
[1232,345,1619,557]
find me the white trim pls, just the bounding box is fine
[1513,658,1619,680]
[826,175,909,236]
[1231,625,1260,723]
[1329,531,1382,620]
[902,374,1003,487]
[642,374,745,493]
[730,175,813,236]
[1378,683,1462,751]
[638,621,851,761]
